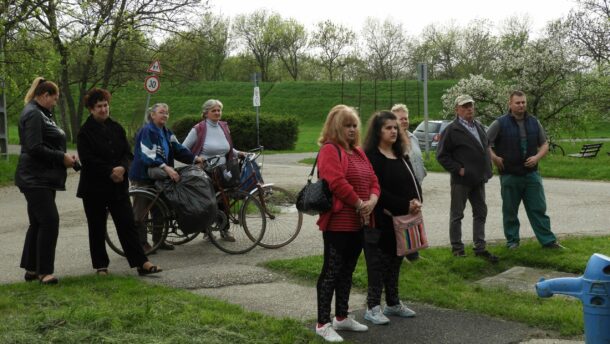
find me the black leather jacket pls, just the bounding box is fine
[15,100,67,190]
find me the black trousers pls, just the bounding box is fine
[20,188,59,275]
[317,230,363,324]
[363,226,403,309]
[82,196,148,269]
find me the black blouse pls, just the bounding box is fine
[366,148,423,253]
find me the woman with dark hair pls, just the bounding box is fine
[77,88,162,276]
[314,105,380,342]
[16,76,78,284]
[362,111,422,325]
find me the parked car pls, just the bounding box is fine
[413,120,451,151]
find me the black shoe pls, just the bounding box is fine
[24,271,38,282]
[543,242,566,250]
[475,250,499,263]
[158,242,175,250]
[452,250,466,257]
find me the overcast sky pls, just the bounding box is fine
[210,0,576,36]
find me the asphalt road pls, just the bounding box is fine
[0,151,604,343]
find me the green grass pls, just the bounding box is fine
[423,140,610,181]
[0,155,18,186]
[265,235,610,337]
[300,140,610,181]
[0,275,322,344]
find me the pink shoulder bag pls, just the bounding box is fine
[384,158,429,256]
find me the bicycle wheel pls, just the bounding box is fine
[208,190,265,254]
[164,218,202,245]
[248,185,302,249]
[553,143,565,156]
[106,188,170,256]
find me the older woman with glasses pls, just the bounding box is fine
[129,103,203,252]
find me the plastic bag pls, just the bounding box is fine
[156,166,217,234]
[213,157,241,188]
[239,159,264,193]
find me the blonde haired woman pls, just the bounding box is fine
[315,105,380,342]
[16,77,78,284]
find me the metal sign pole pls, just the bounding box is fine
[252,73,261,148]
[419,63,429,158]
[143,93,151,124]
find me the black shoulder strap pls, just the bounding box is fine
[309,143,342,180]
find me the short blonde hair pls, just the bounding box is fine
[391,103,409,115]
[317,105,361,149]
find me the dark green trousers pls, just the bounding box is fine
[500,172,556,246]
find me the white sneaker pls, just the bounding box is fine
[332,316,368,332]
[384,301,416,318]
[316,323,343,342]
[364,305,390,325]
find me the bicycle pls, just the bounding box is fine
[105,163,266,255]
[548,137,565,156]
[239,147,303,249]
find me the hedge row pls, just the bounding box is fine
[171,112,299,151]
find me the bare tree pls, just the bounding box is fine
[32,0,203,140]
[310,20,355,81]
[419,22,460,79]
[360,17,408,80]
[277,18,307,81]
[498,15,533,50]
[563,0,610,67]
[233,10,282,82]
[456,19,498,76]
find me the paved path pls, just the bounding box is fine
[1,149,603,343]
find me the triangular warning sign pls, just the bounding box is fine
[147,60,162,74]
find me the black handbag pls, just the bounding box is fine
[213,157,241,188]
[296,151,333,215]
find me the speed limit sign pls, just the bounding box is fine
[144,75,160,94]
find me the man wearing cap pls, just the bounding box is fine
[487,90,562,250]
[436,95,498,262]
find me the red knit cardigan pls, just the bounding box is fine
[316,143,380,231]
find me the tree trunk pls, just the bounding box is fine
[44,0,75,141]
[101,0,126,89]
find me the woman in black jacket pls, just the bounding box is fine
[77,88,161,276]
[362,111,422,324]
[16,77,78,284]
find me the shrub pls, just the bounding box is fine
[171,112,299,151]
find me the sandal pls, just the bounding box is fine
[137,265,163,276]
[39,275,59,285]
[96,268,109,276]
[24,271,38,282]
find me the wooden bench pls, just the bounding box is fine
[567,143,603,158]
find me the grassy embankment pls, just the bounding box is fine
[7,80,454,150]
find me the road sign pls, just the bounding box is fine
[253,86,260,107]
[147,60,162,74]
[144,75,160,94]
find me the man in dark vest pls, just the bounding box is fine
[487,91,562,250]
[437,95,498,263]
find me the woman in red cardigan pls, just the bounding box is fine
[315,105,380,342]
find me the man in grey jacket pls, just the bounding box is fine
[436,95,498,263]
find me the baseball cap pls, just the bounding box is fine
[455,95,475,106]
